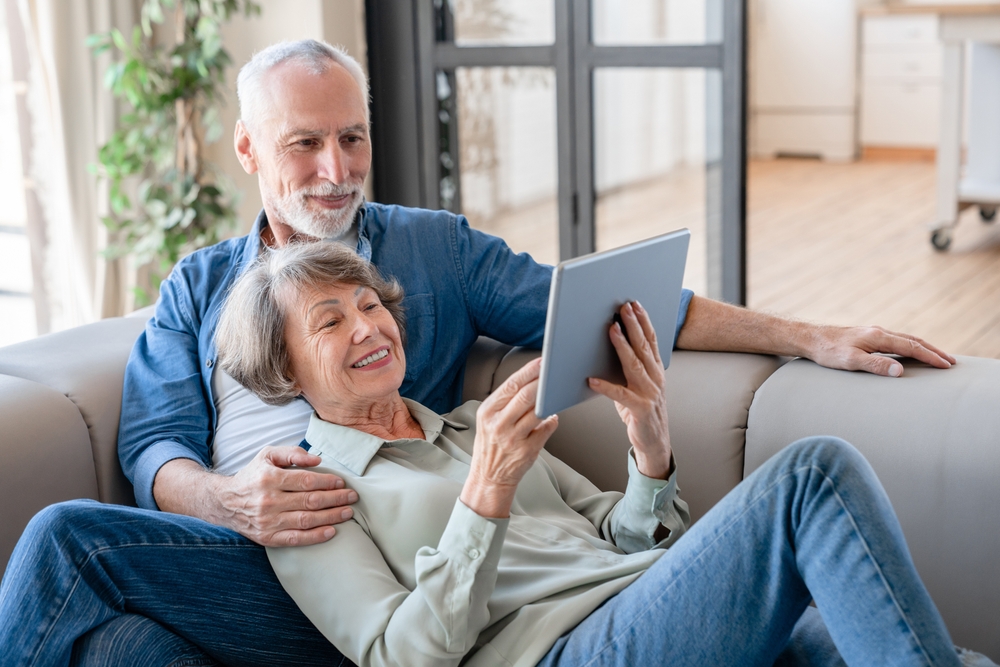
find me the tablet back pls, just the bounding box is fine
[536,229,690,418]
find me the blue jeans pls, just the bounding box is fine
[538,437,961,667]
[0,438,956,667]
[0,501,349,667]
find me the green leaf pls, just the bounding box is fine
[111,28,128,52]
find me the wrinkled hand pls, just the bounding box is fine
[463,358,559,518]
[807,325,956,377]
[216,446,358,547]
[588,302,673,480]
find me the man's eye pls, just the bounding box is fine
[323,319,339,328]
[298,139,318,147]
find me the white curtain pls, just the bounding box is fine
[16,0,138,331]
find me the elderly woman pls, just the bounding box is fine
[213,241,991,667]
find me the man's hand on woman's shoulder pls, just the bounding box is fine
[153,447,359,547]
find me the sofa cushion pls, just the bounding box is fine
[745,356,1000,657]
[492,348,783,522]
[0,375,97,572]
[0,316,149,506]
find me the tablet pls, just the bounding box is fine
[535,229,690,418]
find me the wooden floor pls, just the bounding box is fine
[475,157,1000,359]
[747,158,1000,359]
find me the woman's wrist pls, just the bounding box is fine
[633,448,673,480]
[460,473,518,519]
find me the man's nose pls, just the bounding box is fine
[318,143,350,184]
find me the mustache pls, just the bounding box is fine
[298,183,360,198]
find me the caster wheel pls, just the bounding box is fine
[980,206,997,223]
[931,229,952,251]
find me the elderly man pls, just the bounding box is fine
[0,39,955,667]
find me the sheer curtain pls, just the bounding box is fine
[15,0,138,332]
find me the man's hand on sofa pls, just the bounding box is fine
[676,295,956,377]
[800,324,955,377]
[152,447,358,547]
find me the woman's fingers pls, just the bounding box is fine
[480,358,547,439]
[588,375,633,405]
[483,358,541,413]
[631,301,662,366]
[619,302,660,375]
[609,318,655,395]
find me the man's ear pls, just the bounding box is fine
[234,120,259,175]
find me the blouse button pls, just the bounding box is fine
[206,359,214,368]
[467,548,480,560]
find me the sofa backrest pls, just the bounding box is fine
[0,321,780,573]
[487,347,783,523]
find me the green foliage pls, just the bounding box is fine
[89,0,260,304]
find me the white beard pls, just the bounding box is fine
[270,182,364,240]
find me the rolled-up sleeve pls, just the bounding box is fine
[268,499,508,667]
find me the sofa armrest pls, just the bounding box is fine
[746,356,1000,657]
[490,347,783,522]
[0,375,98,572]
[0,316,148,507]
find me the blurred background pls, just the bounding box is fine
[2,0,998,357]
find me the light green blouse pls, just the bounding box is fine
[267,399,690,667]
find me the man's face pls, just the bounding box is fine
[239,61,371,240]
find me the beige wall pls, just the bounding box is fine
[204,0,369,236]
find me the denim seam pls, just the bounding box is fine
[575,462,934,667]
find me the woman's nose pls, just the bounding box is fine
[351,312,378,343]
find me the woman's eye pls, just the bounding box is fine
[322,319,339,329]
[364,302,379,311]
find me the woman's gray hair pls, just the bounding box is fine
[236,39,370,131]
[215,242,405,406]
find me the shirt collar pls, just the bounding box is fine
[304,398,468,476]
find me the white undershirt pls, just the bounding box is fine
[210,220,359,474]
[210,368,314,474]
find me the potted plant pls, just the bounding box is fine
[89,0,260,304]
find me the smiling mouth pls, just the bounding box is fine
[353,349,389,368]
[309,192,355,207]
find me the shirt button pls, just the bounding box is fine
[467,548,480,560]
[206,359,214,368]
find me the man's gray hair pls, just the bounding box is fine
[236,39,370,130]
[216,242,405,406]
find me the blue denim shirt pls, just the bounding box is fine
[118,203,693,510]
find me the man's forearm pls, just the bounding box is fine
[153,458,228,523]
[675,295,811,356]
[674,295,955,376]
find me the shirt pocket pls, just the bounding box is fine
[400,293,437,386]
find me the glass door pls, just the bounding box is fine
[367,0,746,303]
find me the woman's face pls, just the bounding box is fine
[284,281,406,416]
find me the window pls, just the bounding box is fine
[366,0,746,303]
[0,1,36,347]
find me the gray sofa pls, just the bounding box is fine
[1,313,997,658]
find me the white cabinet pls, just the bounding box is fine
[749,0,857,161]
[860,15,942,149]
